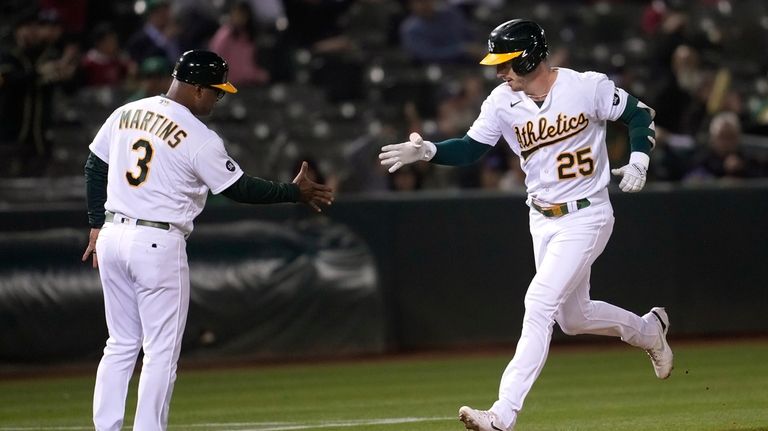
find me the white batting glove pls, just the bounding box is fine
[379,132,437,173]
[611,152,650,193]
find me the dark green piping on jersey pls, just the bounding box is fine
[221,174,300,204]
[431,134,492,166]
[85,152,109,228]
[619,94,655,155]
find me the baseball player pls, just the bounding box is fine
[378,20,673,431]
[81,50,333,431]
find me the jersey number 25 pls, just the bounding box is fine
[556,147,594,180]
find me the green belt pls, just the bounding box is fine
[105,211,170,231]
[531,198,591,217]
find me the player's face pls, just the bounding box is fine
[496,61,527,91]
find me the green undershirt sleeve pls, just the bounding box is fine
[431,134,493,166]
[619,94,655,155]
[84,152,108,228]
[221,173,300,204]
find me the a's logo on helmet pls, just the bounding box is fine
[226,160,236,172]
[488,40,495,51]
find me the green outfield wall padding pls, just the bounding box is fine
[0,183,766,362]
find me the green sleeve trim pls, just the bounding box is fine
[431,134,492,166]
[221,173,300,204]
[619,94,655,155]
[84,152,108,228]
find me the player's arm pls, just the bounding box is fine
[431,134,493,165]
[611,93,656,192]
[82,151,108,268]
[379,133,491,172]
[221,162,334,212]
[619,94,655,155]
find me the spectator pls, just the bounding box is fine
[0,12,42,176]
[685,112,765,181]
[124,56,172,103]
[339,0,404,52]
[125,0,180,65]
[387,163,423,191]
[171,0,220,52]
[399,0,482,64]
[436,75,485,138]
[209,1,270,87]
[80,23,132,87]
[38,0,88,38]
[478,152,506,189]
[651,45,707,145]
[283,0,352,50]
[648,45,709,181]
[0,9,76,177]
[499,152,526,191]
[284,0,365,101]
[247,0,285,28]
[36,8,80,88]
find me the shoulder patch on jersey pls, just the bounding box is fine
[226,160,235,172]
[613,89,620,106]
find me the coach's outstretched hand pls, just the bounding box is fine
[379,132,437,173]
[293,161,334,212]
[611,152,649,193]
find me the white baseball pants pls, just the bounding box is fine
[93,218,189,431]
[490,200,661,430]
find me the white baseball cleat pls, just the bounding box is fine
[458,406,510,431]
[644,307,674,379]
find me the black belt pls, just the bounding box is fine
[531,198,591,217]
[105,211,170,231]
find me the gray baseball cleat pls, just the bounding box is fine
[644,307,674,379]
[458,406,510,431]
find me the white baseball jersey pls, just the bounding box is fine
[467,67,628,204]
[89,95,242,234]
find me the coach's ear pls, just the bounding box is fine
[194,85,205,100]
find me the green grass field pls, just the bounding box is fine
[1,340,767,430]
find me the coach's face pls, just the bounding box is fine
[192,85,223,116]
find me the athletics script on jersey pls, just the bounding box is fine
[118,109,188,148]
[514,112,589,159]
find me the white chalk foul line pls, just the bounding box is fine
[0,416,452,431]
[222,417,451,431]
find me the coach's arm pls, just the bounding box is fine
[83,151,108,268]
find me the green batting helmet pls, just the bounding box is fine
[172,50,237,94]
[480,19,548,75]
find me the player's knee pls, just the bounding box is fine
[523,292,558,315]
[557,320,583,335]
[556,315,587,336]
[105,337,142,356]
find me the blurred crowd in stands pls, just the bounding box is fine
[1,0,768,197]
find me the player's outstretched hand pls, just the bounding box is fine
[292,161,334,212]
[611,152,649,193]
[81,228,100,269]
[379,132,437,173]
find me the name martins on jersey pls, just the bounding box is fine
[118,108,188,148]
[514,112,589,160]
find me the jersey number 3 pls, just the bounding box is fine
[556,147,594,180]
[126,139,154,186]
